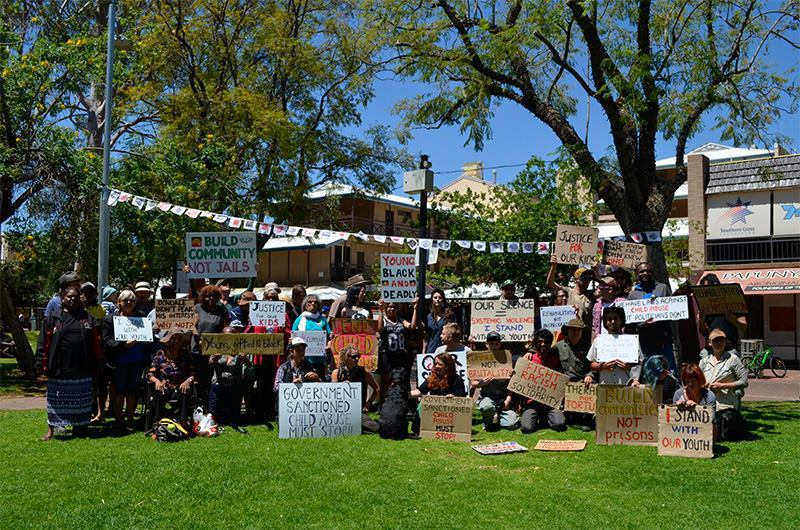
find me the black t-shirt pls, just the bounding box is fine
[339,364,368,404]
[418,375,466,397]
[57,312,91,378]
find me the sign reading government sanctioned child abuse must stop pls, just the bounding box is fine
[380,253,416,303]
[185,231,257,278]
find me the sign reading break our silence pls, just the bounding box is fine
[185,231,257,279]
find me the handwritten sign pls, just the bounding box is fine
[380,253,416,302]
[658,405,714,458]
[592,334,640,363]
[200,333,283,355]
[290,330,326,358]
[416,351,470,392]
[466,350,513,380]
[419,395,473,442]
[113,316,153,342]
[155,299,195,330]
[278,383,361,439]
[534,439,587,452]
[692,283,749,315]
[507,357,568,408]
[539,305,578,332]
[185,231,257,279]
[563,382,597,414]
[331,319,378,371]
[554,224,599,266]
[596,385,661,446]
[472,441,528,455]
[603,240,650,269]
[615,296,689,324]
[250,301,285,328]
[469,299,536,342]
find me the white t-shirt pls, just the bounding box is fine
[587,333,643,384]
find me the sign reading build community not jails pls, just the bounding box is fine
[185,231,257,278]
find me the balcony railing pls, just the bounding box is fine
[706,237,800,265]
[339,216,443,239]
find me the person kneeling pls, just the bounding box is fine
[519,329,566,433]
[332,345,379,434]
[472,331,517,431]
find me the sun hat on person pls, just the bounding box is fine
[564,318,585,329]
[159,329,189,345]
[101,286,118,301]
[288,336,307,349]
[58,271,81,289]
[263,282,281,293]
[345,274,370,288]
[134,281,153,294]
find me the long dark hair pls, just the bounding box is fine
[426,352,456,392]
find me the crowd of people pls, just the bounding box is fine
[34,257,750,443]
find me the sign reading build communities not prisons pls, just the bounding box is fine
[185,231,257,278]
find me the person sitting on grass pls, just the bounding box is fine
[699,328,748,441]
[410,351,467,434]
[554,318,594,431]
[274,337,321,416]
[518,329,566,433]
[471,331,517,431]
[148,330,195,425]
[209,325,251,432]
[587,306,643,385]
[332,345,380,434]
[640,355,678,404]
[673,362,718,435]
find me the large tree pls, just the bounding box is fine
[367,0,798,279]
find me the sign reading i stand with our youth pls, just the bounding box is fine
[249,301,286,328]
[419,395,473,442]
[113,316,153,342]
[539,305,578,332]
[596,385,662,446]
[692,283,749,315]
[155,298,195,330]
[554,224,599,266]
[614,296,689,324]
[416,351,470,392]
[278,383,361,439]
[185,231,257,278]
[331,319,379,371]
[469,299,536,342]
[380,253,416,303]
[658,405,714,458]
[507,357,569,408]
[603,240,650,269]
[200,333,283,355]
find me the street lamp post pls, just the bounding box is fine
[97,0,117,290]
[403,155,434,315]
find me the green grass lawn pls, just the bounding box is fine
[0,332,45,396]
[1,402,798,529]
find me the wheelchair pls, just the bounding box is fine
[143,380,199,431]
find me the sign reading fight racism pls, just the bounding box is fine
[539,305,578,332]
[155,298,195,330]
[185,231,257,278]
[692,283,749,315]
[554,224,599,266]
[658,405,714,458]
[592,334,640,364]
[331,319,379,371]
[419,395,473,442]
[278,383,361,439]
[200,333,283,355]
[507,357,568,408]
[290,330,327,358]
[249,301,286,328]
[533,440,587,452]
[563,382,597,414]
[380,253,416,303]
[113,316,153,342]
[466,350,513,381]
[469,299,536,342]
[416,351,470,392]
[614,296,689,324]
[596,385,662,446]
[603,240,650,269]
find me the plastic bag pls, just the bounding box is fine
[192,407,219,437]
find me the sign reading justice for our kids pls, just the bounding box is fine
[249,301,286,328]
[507,357,569,408]
[278,383,361,439]
[113,316,153,342]
[155,298,195,330]
[185,231,257,279]
[380,253,416,303]
[470,299,536,342]
[419,395,473,442]
[658,405,714,458]
[596,385,662,447]
[554,224,599,267]
[200,333,283,355]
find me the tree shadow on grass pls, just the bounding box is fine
[742,402,798,439]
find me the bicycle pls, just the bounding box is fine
[740,347,787,379]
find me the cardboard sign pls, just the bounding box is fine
[507,357,568,408]
[331,319,379,371]
[539,305,578,332]
[692,283,749,315]
[658,405,714,458]
[249,301,286,328]
[416,351,470,392]
[596,385,662,446]
[563,382,597,414]
[469,299,536,342]
[419,395,473,442]
[113,316,153,342]
[603,240,650,269]
[290,330,326,358]
[380,253,416,303]
[554,224,599,266]
[200,333,283,355]
[185,231,257,279]
[472,441,528,455]
[278,383,361,439]
[615,296,689,324]
[155,298,195,330]
[466,350,513,381]
[592,334,640,363]
[534,439,587,452]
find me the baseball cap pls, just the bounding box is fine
[80,282,97,294]
[229,319,245,329]
[289,336,308,348]
[486,331,502,342]
[709,328,727,341]
[500,279,515,289]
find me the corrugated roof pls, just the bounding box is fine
[705,154,800,194]
[655,143,773,169]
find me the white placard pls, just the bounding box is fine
[290,330,327,358]
[615,296,689,324]
[113,316,153,342]
[539,305,578,332]
[593,334,640,363]
[380,253,417,303]
[415,351,470,392]
[469,299,537,342]
[185,231,257,278]
[278,383,361,439]
[250,301,285,328]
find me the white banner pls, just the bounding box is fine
[185,231,257,278]
[615,296,689,323]
[539,305,578,332]
[278,383,361,439]
[113,316,153,342]
[249,301,285,328]
[380,253,416,302]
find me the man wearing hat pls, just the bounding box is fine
[472,331,518,431]
[134,281,154,317]
[44,271,82,318]
[328,274,370,321]
[229,291,257,325]
[495,279,526,361]
[273,337,321,416]
[546,255,596,334]
[552,318,594,431]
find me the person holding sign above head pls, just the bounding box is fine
[696,274,748,353]
[546,255,595,334]
[274,337,321,416]
[518,329,566,433]
[587,306,643,385]
[472,331,518,431]
[377,298,419,397]
[332,345,380,433]
[699,328,748,441]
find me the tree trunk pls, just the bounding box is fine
[0,281,36,377]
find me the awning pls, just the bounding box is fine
[596,219,688,240]
[700,267,800,295]
[261,234,347,251]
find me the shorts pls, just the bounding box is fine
[114,362,145,393]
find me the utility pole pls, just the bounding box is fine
[403,155,434,316]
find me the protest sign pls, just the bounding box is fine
[419,395,473,442]
[596,385,662,446]
[592,334,640,363]
[469,299,536,342]
[380,253,416,302]
[539,305,578,332]
[466,350,513,381]
[507,357,568,408]
[534,440,587,452]
[692,284,749,315]
[554,224,599,266]
[278,383,361,439]
[416,351,470,392]
[249,301,286,328]
[615,296,689,324]
[563,382,597,414]
[290,330,327,358]
[200,333,283,355]
[185,231,257,279]
[603,240,650,269]
[155,298,195,330]
[472,441,528,455]
[331,319,378,371]
[658,405,714,458]
[113,316,153,342]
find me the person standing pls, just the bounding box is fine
[546,255,595,331]
[699,328,748,440]
[377,298,419,398]
[44,272,82,319]
[627,261,676,371]
[423,288,456,353]
[587,306,643,385]
[328,275,369,323]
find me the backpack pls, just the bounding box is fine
[148,418,189,442]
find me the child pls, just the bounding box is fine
[587,306,643,385]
